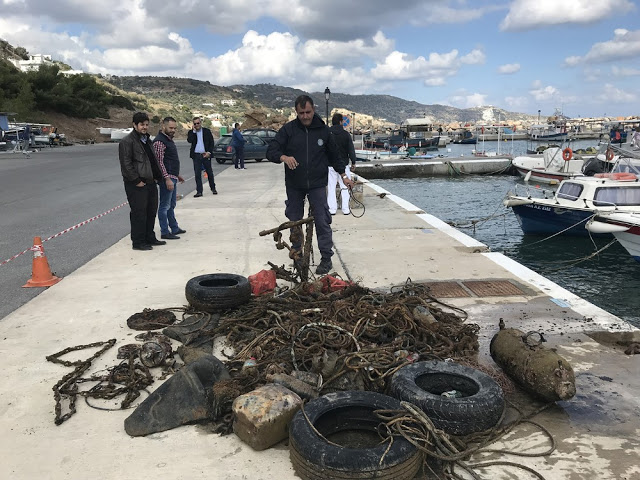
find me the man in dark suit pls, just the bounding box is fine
[187,116,217,197]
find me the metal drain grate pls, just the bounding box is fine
[462,280,525,297]
[423,282,470,298]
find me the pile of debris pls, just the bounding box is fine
[241,108,288,130]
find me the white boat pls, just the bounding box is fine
[511,147,597,185]
[586,212,640,262]
[98,127,113,135]
[505,147,640,236]
[110,128,132,141]
[355,149,408,161]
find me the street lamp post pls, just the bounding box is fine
[537,109,541,123]
[324,87,331,124]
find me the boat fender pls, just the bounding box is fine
[605,148,615,162]
[562,147,573,161]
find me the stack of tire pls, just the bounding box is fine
[288,361,504,479]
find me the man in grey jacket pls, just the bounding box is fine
[119,112,166,251]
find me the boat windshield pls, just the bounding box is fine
[593,186,640,207]
[557,183,583,201]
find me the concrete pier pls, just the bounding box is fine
[0,160,638,480]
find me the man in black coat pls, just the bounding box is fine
[267,95,353,275]
[187,116,217,197]
[118,112,166,250]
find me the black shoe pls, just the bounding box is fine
[148,239,167,246]
[194,193,203,198]
[133,244,152,251]
[315,258,332,275]
[211,189,218,195]
[173,228,186,234]
[161,233,180,240]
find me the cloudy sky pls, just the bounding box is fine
[1,0,639,117]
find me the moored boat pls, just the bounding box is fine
[504,153,640,236]
[586,212,640,262]
[512,147,602,185]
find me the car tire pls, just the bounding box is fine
[185,273,251,312]
[389,360,504,436]
[289,391,422,480]
[215,158,226,164]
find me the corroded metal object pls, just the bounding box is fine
[490,326,576,402]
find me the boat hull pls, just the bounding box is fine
[511,203,602,236]
[614,231,640,262]
[514,166,582,184]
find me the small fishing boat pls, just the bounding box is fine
[511,147,602,185]
[504,147,640,236]
[355,149,408,161]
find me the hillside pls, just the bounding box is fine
[104,76,536,128]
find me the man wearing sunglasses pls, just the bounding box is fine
[187,117,217,197]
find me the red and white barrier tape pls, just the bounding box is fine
[0,201,129,266]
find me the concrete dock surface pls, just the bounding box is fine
[1,159,639,480]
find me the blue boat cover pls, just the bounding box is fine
[0,115,9,132]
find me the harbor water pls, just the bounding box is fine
[372,139,640,327]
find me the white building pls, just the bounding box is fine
[10,54,52,72]
[221,99,236,106]
[9,54,83,75]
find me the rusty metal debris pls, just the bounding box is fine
[126,308,177,330]
[46,339,153,425]
[259,211,316,282]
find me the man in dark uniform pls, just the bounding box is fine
[267,95,353,275]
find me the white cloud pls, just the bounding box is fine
[498,63,520,74]
[504,96,528,109]
[612,65,640,77]
[302,31,394,67]
[448,92,488,109]
[597,83,637,104]
[529,80,559,102]
[501,0,635,31]
[371,47,484,87]
[564,29,640,66]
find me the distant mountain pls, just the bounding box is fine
[103,76,535,126]
[232,84,537,125]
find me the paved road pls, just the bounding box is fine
[0,140,229,320]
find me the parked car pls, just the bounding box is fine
[241,128,278,139]
[213,134,269,164]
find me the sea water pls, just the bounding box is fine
[373,139,640,327]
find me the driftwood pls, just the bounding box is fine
[490,327,576,402]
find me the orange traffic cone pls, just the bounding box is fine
[22,236,62,288]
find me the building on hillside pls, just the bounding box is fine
[9,54,52,72]
[221,99,236,106]
[9,54,83,75]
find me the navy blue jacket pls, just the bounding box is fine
[152,131,180,177]
[267,114,345,190]
[231,128,245,148]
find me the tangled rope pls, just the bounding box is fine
[198,280,479,432]
[376,400,555,479]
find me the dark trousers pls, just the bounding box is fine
[124,181,159,246]
[285,185,333,260]
[192,154,216,193]
[234,146,245,169]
